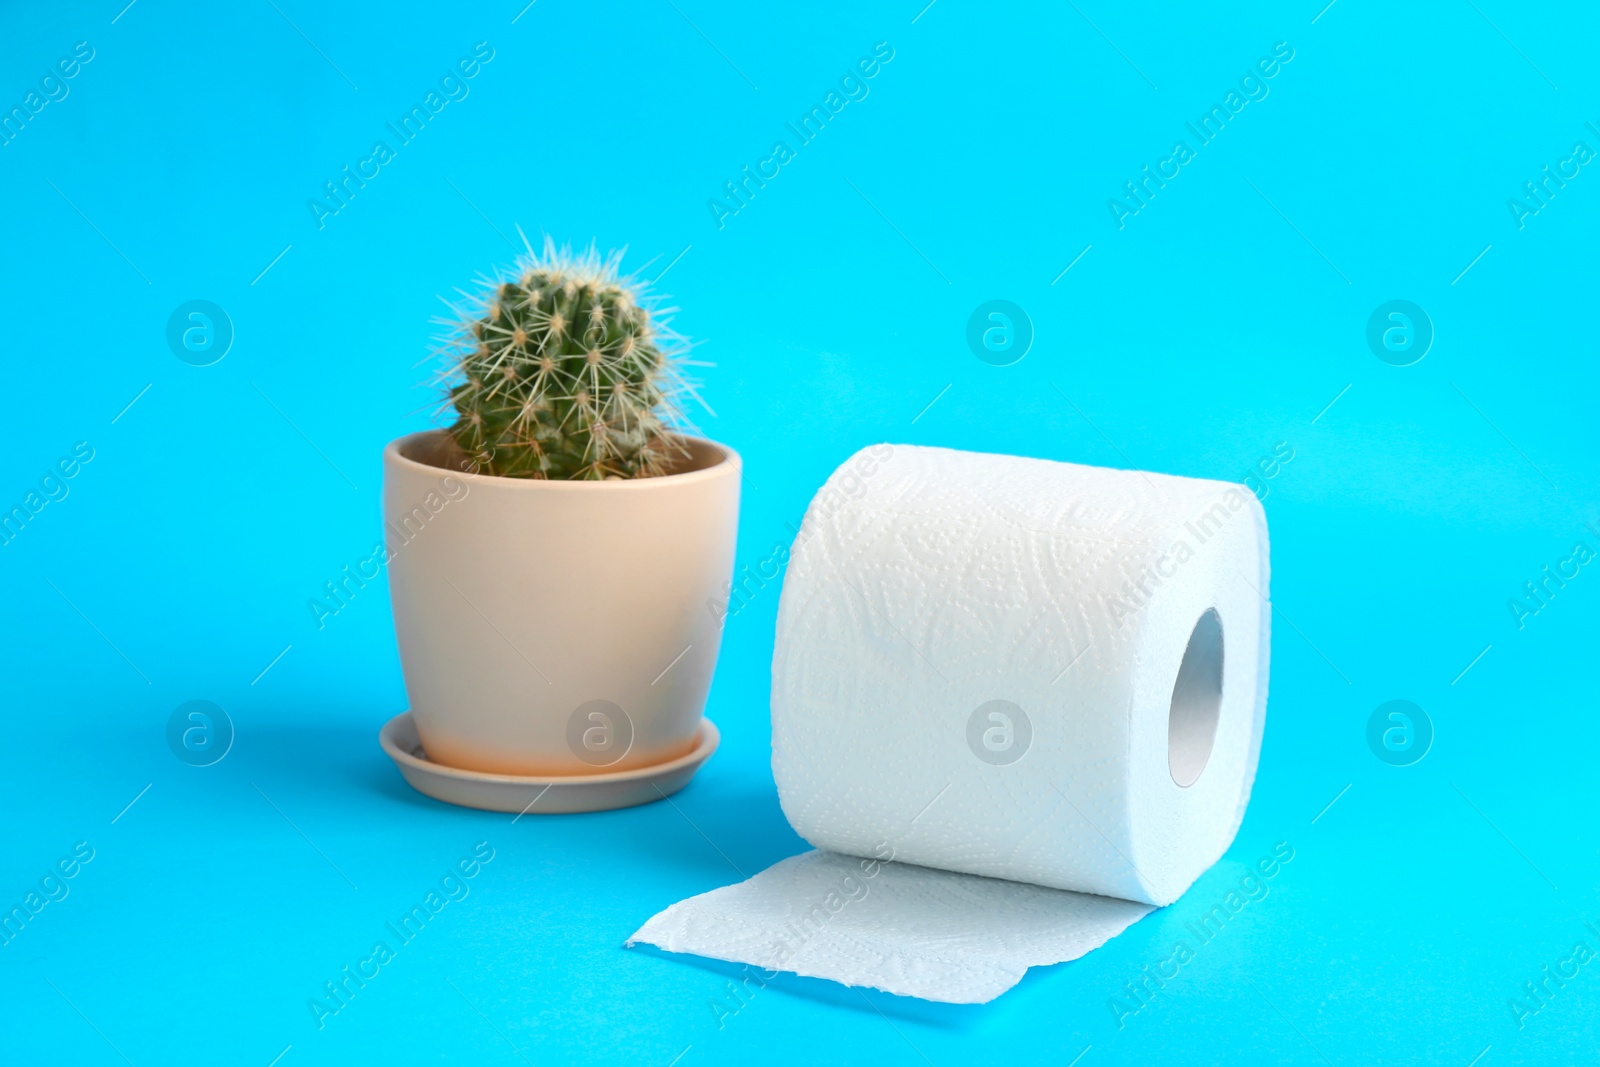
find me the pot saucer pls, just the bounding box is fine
[379,711,719,814]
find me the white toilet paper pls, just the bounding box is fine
[631,445,1270,1003]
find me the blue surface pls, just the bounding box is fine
[2,1,1596,1063]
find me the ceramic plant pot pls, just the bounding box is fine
[382,430,740,776]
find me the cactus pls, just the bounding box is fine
[434,237,690,480]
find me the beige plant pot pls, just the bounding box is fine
[381,430,740,776]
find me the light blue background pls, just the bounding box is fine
[2,1,1596,1063]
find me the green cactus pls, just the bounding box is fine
[436,238,689,480]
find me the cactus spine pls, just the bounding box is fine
[436,238,688,480]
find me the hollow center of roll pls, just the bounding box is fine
[1168,608,1224,788]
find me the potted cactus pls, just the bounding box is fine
[381,240,740,795]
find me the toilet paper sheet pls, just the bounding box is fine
[630,445,1270,1003]
[630,850,1154,1004]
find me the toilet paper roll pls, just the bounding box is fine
[631,444,1270,1003]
